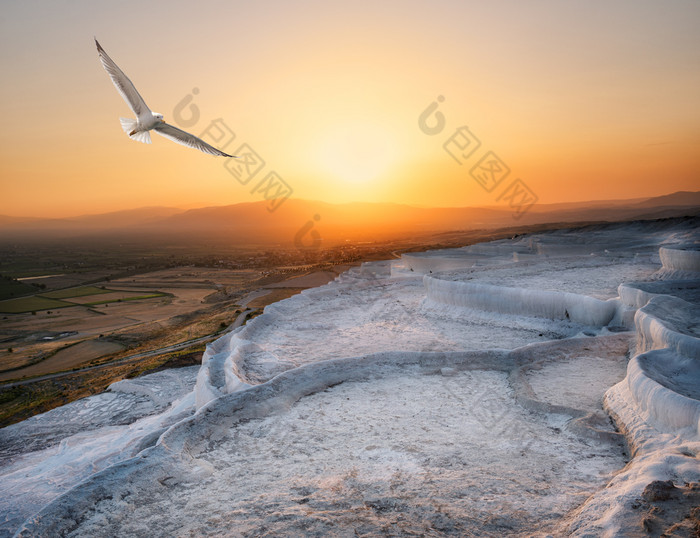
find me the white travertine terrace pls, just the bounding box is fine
[4,220,698,537]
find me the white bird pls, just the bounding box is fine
[95,39,235,157]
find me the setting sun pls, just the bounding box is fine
[313,120,400,186]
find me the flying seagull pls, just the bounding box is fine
[95,39,235,157]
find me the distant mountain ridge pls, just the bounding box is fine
[1,191,698,245]
[630,190,700,208]
[0,207,183,231]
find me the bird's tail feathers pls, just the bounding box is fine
[119,117,137,134]
[120,117,151,144]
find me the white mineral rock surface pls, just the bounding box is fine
[2,219,698,537]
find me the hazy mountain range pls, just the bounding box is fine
[1,191,698,246]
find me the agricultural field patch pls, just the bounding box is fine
[0,296,74,314]
[40,286,113,299]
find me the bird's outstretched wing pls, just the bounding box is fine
[95,39,151,120]
[153,122,236,157]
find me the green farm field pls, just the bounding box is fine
[40,286,113,299]
[0,287,167,313]
[0,296,74,314]
[0,277,40,301]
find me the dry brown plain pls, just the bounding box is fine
[0,265,357,383]
[0,268,272,381]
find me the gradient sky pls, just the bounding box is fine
[1,0,698,217]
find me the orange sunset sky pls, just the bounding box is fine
[1,0,698,218]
